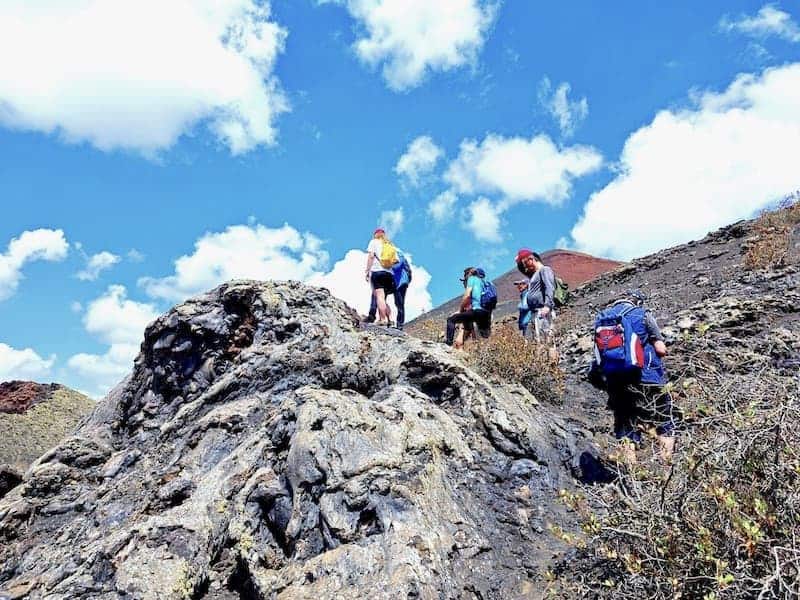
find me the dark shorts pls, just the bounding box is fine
[370,270,394,293]
[607,383,680,442]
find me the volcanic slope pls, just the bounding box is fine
[0,382,93,498]
[525,215,800,598]
[0,281,597,599]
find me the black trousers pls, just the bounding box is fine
[446,309,490,345]
[368,284,408,328]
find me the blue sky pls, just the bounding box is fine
[1,0,798,396]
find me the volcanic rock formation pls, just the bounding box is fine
[0,281,594,599]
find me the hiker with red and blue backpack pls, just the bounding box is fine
[445,266,497,348]
[589,290,679,462]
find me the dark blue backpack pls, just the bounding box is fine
[593,303,645,379]
[391,254,412,289]
[474,268,497,311]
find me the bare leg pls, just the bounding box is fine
[375,289,390,322]
[657,435,675,462]
[453,324,465,349]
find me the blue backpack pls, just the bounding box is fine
[593,302,645,379]
[474,268,497,311]
[391,254,412,289]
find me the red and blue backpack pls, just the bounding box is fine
[593,303,646,379]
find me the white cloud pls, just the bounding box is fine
[394,136,444,187]
[0,228,69,301]
[378,208,404,238]
[0,342,55,382]
[325,0,498,90]
[139,223,329,302]
[569,62,800,260]
[70,301,83,313]
[77,251,121,281]
[140,220,435,319]
[464,197,501,243]
[428,189,458,224]
[720,4,800,42]
[0,0,288,155]
[538,77,589,138]
[445,134,602,207]
[308,249,432,320]
[67,285,158,397]
[127,249,145,263]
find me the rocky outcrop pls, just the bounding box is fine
[0,281,594,599]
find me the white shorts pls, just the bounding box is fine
[532,310,556,342]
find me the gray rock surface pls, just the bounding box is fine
[0,281,591,599]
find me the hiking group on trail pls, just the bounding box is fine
[361,227,679,460]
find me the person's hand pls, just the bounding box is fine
[538,306,551,317]
[364,271,370,282]
[654,340,667,357]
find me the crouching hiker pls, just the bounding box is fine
[445,267,496,348]
[590,291,680,462]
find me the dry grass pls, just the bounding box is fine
[744,194,800,270]
[412,318,445,343]
[546,332,800,599]
[465,324,566,405]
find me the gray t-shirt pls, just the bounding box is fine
[526,266,556,309]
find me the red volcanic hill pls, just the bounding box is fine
[0,381,93,494]
[407,249,622,329]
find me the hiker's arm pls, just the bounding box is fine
[539,269,556,315]
[644,312,668,356]
[459,286,473,312]
[364,254,374,282]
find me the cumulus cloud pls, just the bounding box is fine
[325,0,498,90]
[378,208,404,238]
[140,220,435,319]
[569,62,800,260]
[140,224,329,302]
[0,0,289,155]
[465,197,502,243]
[720,4,800,42]
[67,285,158,397]
[428,189,458,224]
[538,77,589,138]
[308,249,432,320]
[127,249,145,263]
[0,342,55,382]
[394,136,444,187]
[0,228,69,301]
[77,251,121,281]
